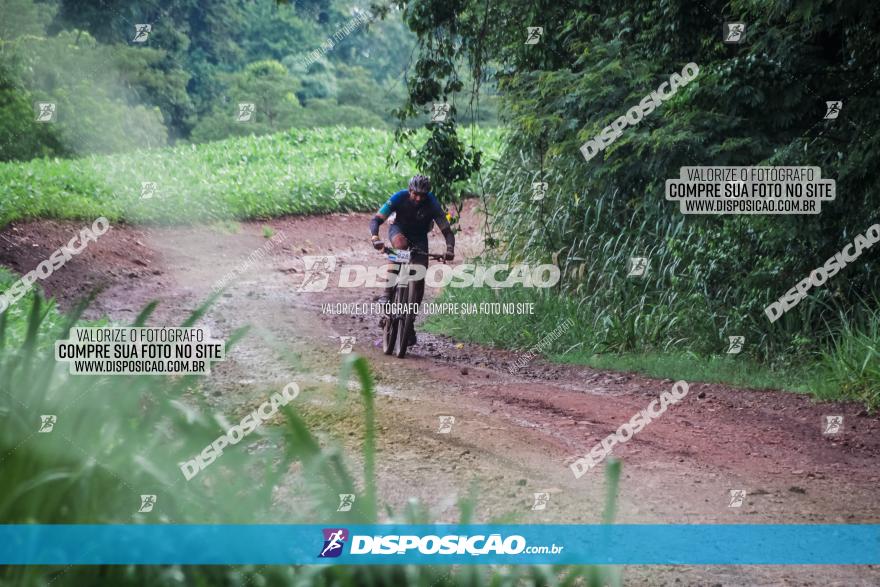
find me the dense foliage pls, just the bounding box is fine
[396,0,880,388]
[0,0,499,161]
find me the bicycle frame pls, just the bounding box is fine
[380,246,445,357]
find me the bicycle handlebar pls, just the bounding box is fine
[381,246,446,262]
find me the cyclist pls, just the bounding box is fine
[369,174,455,345]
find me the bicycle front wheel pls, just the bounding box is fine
[382,288,398,355]
[394,280,417,358]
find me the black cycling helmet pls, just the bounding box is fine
[408,174,431,194]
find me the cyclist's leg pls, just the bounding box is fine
[407,235,429,344]
[389,225,409,249]
[410,248,428,306]
[382,225,408,301]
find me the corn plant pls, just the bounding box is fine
[0,127,505,227]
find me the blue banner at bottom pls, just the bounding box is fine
[1,524,879,565]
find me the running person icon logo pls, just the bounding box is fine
[34,102,57,122]
[138,494,157,513]
[723,22,746,44]
[298,256,337,292]
[726,336,745,354]
[132,24,152,43]
[337,493,355,511]
[627,256,649,277]
[824,101,843,120]
[237,102,256,122]
[823,415,844,435]
[38,415,57,433]
[318,528,349,558]
[525,27,543,44]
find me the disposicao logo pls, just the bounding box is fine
[316,529,564,558]
[319,528,348,558]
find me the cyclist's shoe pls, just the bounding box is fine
[376,295,390,305]
[407,327,417,346]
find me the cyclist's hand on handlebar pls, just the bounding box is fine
[371,237,384,251]
[444,248,455,261]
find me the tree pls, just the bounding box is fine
[190,59,303,142]
[389,0,880,358]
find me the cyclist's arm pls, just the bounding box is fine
[429,196,455,251]
[369,190,405,237]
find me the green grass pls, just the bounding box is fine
[550,351,814,393]
[814,311,880,408]
[475,140,880,384]
[424,284,880,410]
[0,126,504,227]
[0,270,621,586]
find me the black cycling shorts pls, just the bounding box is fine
[388,224,429,261]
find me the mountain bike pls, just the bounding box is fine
[380,246,445,358]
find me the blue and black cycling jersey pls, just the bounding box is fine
[370,189,455,252]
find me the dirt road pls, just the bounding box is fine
[2,207,879,586]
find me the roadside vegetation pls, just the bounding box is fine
[425,286,880,410]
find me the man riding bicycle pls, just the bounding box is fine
[369,174,455,345]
